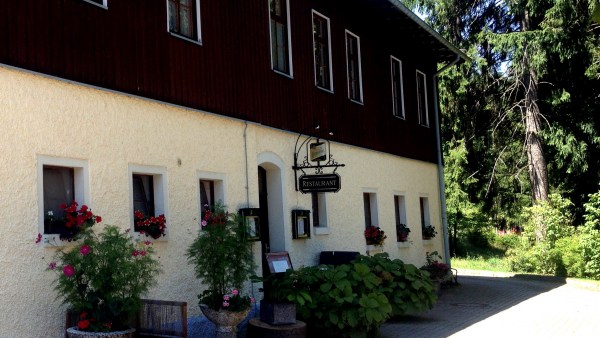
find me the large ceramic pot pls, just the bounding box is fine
[66,327,135,338]
[200,304,251,338]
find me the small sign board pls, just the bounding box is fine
[298,173,341,193]
[309,142,327,162]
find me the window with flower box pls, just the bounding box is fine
[269,0,292,76]
[37,156,90,243]
[129,165,168,239]
[167,0,201,43]
[420,196,431,237]
[394,195,409,242]
[363,192,378,228]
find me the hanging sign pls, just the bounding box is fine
[298,173,341,193]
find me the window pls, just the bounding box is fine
[419,197,430,230]
[311,192,329,226]
[37,156,89,243]
[269,0,292,76]
[363,192,378,227]
[345,30,363,103]
[416,70,429,126]
[83,0,107,8]
[129,165,167,235]
[391,56,405,118]
[198,172,225,215]
[167,0,201,43]
[313,11,332,91]
[394,195,408,241]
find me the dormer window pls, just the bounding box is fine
[168,0,201,43]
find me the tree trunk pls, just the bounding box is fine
[522,8,549,241]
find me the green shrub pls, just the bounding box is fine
[507,243,564,275]
[554,235,585,277]
[353,254,436,316]
[272,254,436,338]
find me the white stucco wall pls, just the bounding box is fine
[0,65,445,338]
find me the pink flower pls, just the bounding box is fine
[63,265,75,277]
[35,233,42,244]
[48,262,57,270]
[231,289,239,296]
[223,295,230,301]
[201,220,207,227]
[140,251,147,256]
[250,297,255,303]
[132,250,139,257]
[79,245,91,255]
[222,301,229,308]
[144,240,152,246]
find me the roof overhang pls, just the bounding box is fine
[361,0,471,64]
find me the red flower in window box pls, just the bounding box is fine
[134,210,167,239]
[364,225,387,246]
[45,201,102,241]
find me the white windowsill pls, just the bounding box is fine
[313,227,330,235]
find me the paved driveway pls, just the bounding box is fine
[378,269,600,338]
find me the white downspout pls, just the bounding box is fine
[433,55,461,268]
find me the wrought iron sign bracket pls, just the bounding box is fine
[292,129,345,192]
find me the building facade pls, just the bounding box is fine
[0,0,466,336]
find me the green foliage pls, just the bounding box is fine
[51,225,161,331]
[186,203,256,311]
[521,193,574,245]
[274,254,435,338]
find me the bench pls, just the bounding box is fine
[319,251,360,266]
[65,299,187,338]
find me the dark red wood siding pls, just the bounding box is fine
[0,0,445,163]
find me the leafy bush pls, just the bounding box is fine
[354,254,436,316]
[272,254,436,338]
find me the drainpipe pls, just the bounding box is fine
[433,55,461,268]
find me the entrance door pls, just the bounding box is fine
[258,166,271,279]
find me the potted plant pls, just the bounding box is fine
[134,210,167,239]
[422,225,437,239]
[43,201,102,241]
[421,251,449,294]
[40,204,161,337]
[364,225,387,246]
[186,203,256,337]
[397,224,411,242]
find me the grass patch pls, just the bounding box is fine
[451,256,511,272]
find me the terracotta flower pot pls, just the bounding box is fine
[200,304,250,338]
[66,327,135,338]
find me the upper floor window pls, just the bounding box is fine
[345,30,363,103]
[269,0,292,76]
[83,0,107,8]
[168,0,201,43]
[416,70,429,127]
[313,11,333,91]
[391,56,405,119]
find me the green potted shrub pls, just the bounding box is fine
[422,225,437,239]
[186,203,256,336]
[40,203,161,337]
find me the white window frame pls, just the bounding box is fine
[416,69,429,127]
[312,192,330,235]
[390,56,405,119]
[82,0,108,9]
[363,190,379,227]
[166,0,202,45]
[197,171,226,213]
[129,165,168,239]
[345,30,363,104]
[268,0,293,77]
[419,196,431,233]
[312,10,333,92]
[394,194,408,236]
[37,156,90,246]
